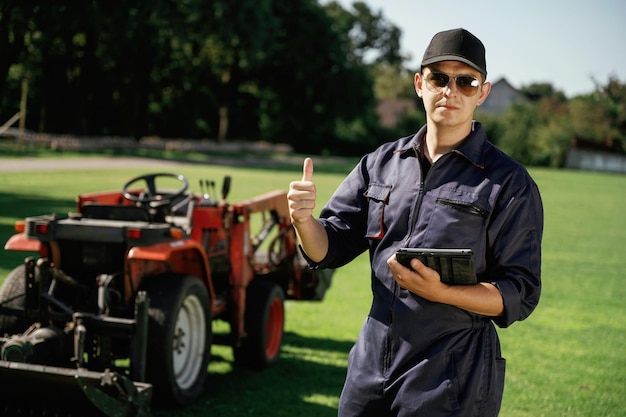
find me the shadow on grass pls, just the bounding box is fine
[154,332,354,417]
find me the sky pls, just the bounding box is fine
[329,0,626,98]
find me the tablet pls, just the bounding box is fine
[395,248,477,285]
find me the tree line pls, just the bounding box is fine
[1,1,624,165]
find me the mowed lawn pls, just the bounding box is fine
[0,157,624,417]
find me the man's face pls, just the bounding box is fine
[415,61,491,129]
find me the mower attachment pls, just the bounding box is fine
[0,360,152,417]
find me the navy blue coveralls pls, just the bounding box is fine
[308,122,543,417]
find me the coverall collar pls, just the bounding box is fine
[397,121,487,169]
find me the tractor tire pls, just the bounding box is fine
[234,279,285,369]
[141,275,212,407]
[0,265,32,334]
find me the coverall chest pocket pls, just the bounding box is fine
[425,188,492,248]
[363,183,392,239]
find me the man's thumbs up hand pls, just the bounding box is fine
[288,157,317,224]
[302,156,314,182]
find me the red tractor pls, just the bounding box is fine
[0,172,332,416]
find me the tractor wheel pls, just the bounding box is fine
[0,265,32,334]
[141,275,212,407]
[234,279,285,369]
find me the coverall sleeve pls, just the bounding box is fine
[488,180,543,328]
[313,160,372,269]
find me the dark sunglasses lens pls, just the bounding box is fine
[428,73,450,88]
[456,76,480,95]
[456,76,476,87]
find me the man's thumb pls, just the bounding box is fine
[302,157,314,182]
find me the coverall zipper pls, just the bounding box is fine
[405,145,434,246]
[384,146,431,374]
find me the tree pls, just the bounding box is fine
[322,1,404,66]
[594,74,626,147]
[0,1,41,120]
[371,64,415,100]
[519,82,566,102]
[0,0,416,155]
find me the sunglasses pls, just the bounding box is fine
[424,71,482,97]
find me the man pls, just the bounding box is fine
[288,28,543,417]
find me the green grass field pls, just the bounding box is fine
[0,156,624,417]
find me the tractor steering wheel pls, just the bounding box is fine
[122,172,189,205]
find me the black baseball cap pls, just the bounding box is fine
[421,28,487,76]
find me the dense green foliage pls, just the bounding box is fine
[1,1,625,162]
[478,79,626,167]
[0,0,402,155]
[0,159,624,416]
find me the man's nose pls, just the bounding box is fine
[443,79,458,96]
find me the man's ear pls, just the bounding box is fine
[414,73,423,98]
[477,81,491,106]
